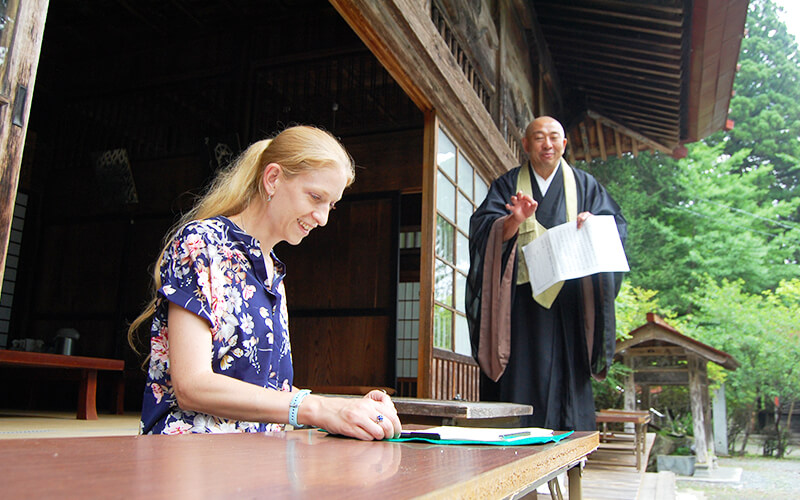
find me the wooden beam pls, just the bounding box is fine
[416,110,438,398]
[554,53,682,80]
[579,122,592,163]
[624,346,687,357]
[535,0,683,16]
[542,33,682,62]
[634,371,689,385]
[562,71,682,96]
[545,6,683,28]
[587,110,673,154]
[634,367,688,373]
[540,27,683,57]
[579,85,680,106]
[539,14,682,40]
[596,119,607,161]
[549,43,682,69]
[330,0,517,181]
[688,354,710,468]
[527,2,564,114]
[0,0,50,290]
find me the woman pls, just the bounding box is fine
[128,125,401,440]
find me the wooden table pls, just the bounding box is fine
[391,397,533,427]
[0,429,599,499]
[0,350,125,420]
[595,409,651,471]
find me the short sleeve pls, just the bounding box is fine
[158,222,220,330]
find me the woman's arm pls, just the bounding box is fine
[168,302,401,440]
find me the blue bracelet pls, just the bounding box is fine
[289,389,311,428]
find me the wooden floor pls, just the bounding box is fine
[0,411,669,499]
[536,432,668,500]
[0,409,140,439]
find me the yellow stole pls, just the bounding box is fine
[515,160,577,308]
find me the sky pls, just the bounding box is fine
[773,0,800,41]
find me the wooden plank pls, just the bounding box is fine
[0,351,123,371]
[392,397,531,420]
[0,429,599,499]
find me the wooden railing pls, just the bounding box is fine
[431,348,480,401]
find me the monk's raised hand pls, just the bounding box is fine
[506,191,538,223]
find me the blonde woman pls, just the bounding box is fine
[129,125,401,439]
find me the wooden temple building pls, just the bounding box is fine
[0,0,748,413]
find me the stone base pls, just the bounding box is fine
[656,455,696,476]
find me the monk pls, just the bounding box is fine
[466,116,627,430]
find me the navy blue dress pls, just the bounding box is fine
[140,216,294,434]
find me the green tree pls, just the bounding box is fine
[687,278,800,456]
[721,0,800,200]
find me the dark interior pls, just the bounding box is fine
[4,0,425,412]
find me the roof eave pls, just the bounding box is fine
[683,0,748,145]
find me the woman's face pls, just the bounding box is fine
[268,164,349,246]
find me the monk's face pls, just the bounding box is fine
[523,117,567,176]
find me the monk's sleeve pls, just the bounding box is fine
[475,216,516,381]
[466,169,519,379]
[581,173,628,379]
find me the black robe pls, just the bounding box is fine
[466,163,627,430]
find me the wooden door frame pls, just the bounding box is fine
[0,0,49,288]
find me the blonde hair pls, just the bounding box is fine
[127,125,354,353]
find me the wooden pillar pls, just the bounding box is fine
[701,362,714,465]
[623,355,636,433]
[688,354,710,472]
[623,355,636,410]
[640,384,651,411]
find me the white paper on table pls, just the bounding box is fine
[521,215,629,296]
[403,426,554,442]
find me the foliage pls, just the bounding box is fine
[686,278,800,457]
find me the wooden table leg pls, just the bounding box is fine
[115,373,125,415]
[635,423,644,471]
[77,369,98,420]
[568,462,583,500]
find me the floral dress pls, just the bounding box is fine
[140,216,293,434]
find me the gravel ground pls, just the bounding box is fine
[675,455,800,499]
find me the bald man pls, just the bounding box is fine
[466,116,627,430]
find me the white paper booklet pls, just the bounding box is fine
[400,426,554,442]
[521,215,629,296]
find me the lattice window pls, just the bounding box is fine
[431,3,491,113]
[434,127,488,355]
[0,192,27,348]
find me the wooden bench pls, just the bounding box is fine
[595,409,652,471]
[0,350,125,420]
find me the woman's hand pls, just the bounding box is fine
[300,390,402,441]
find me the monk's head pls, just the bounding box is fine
[522,116,567,178]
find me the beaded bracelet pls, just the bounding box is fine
[289,389,311,428]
